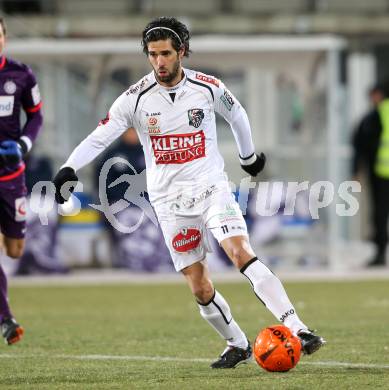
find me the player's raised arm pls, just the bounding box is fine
[53,91,133,204]
[214,81,266,177]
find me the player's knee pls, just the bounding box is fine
[5,243,24,259]
[192,282,214,304]
[6,248,23,259]
[229,246,252,268]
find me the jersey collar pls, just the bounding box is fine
[154,69,187,92]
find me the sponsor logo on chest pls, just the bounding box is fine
[150,130,205,164]
[0,96,14,117]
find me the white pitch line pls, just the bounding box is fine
[58,354,213,363]
[300,360,389,369]
[0,353,388,369]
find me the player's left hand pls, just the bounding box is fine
[240,152,266,177]
[0,140,23,167]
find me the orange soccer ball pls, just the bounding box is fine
[254,325,302,372]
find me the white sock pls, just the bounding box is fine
[241,257,308,335]
[198,290,248,349]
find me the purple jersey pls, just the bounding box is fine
[0,56,41,141]
[0,56,42,239]
[0,56,42,177]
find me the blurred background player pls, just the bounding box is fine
[94,128,145,207]
[53,17,325,368]
[352,81,389,267]
[0,17,43,344]
[14,152,69,276]
[93,128,171,271]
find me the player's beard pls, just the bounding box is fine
[155,58,180,84]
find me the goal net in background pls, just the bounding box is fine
[8,35,367,272]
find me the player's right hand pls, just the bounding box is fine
[53,167,79,204]
[0,140,23,167]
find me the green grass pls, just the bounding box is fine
[0,280,388,389]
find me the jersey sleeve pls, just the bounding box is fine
[64,92,134,172]
[214,81,255,159]
[21,66,42,113]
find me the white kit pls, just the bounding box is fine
[64,68,256,270]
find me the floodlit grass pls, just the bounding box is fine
[0,280,388,389]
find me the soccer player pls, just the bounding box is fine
[53,17,325,368]
[0,17,43,344]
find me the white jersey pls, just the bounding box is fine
[64,68,255,205]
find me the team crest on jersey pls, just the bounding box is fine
[188,109,204,128]
[3,80,16,95]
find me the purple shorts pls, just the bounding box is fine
[0,173,27,239]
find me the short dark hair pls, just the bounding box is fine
[370,80,389,98]
[0,18,7,36]
[142,17,191,57]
